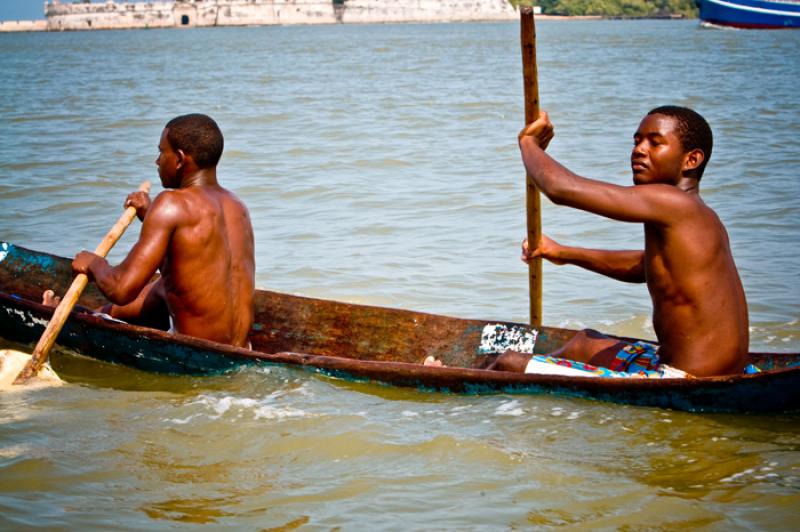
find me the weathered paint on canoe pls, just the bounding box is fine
[1,241,799,413]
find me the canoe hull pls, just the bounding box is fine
[1,241,799,413]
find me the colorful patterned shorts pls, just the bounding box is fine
[523,341,689,379]
[610,341,662,373]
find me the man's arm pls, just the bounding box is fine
[73,193,180,305]
[519,114,691,225]
[524,236,645,283]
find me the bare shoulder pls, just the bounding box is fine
[222,187,248,207]
[663,194,731,255]
[150,189,189,208]
[219,187,252,218]
[144,190,189,223]
[636,183,696,204]
[685,193,724,226]
[640,184,718,224]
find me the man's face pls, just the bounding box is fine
[156,128,180,188]
[631,114,687,185]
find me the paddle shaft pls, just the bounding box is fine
[13,180,151,383]
[520,7,542,328]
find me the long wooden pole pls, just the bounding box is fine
[13,181,151,384]
[520,7,542,328]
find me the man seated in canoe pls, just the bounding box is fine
[501,106,748,377]
[44,113,255,348]
[427,106,748,378]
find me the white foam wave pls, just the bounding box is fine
[166,392,313,423]
[494,400,524,417]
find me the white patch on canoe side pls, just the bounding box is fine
[7,308,49,328]
[479,323,538,354]
[0,242,8,262]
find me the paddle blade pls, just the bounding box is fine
[1,349,62,390]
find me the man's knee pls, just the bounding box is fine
[571,328,611,347]
[559,329,619,364]
[487,350,531,373]
[581,328,609,340]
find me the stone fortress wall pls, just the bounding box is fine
[0,0,523,32]
[0,19,48,31]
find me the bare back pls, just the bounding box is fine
[645,196,748,374]
[158,185,255,347]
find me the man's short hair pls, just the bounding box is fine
[164,114,224,169]
[647,105,713,180]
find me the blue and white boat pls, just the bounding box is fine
[699,0,800,28]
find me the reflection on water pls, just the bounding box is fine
[0,20,799,529]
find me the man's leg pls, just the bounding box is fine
[101,278,170,331]
[41,280,169,330]
[483,350,532,372]
[547,329,627,367]
[486,329,628,373]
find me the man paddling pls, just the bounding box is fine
[50,114,255,348]
[491,106,749,377]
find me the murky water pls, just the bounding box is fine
[1,20,798,529]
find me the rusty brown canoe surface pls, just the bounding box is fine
[0,241,798,413]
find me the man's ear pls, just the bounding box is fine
[683,148,704,173]
[175,149,186,169]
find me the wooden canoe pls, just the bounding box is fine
[0,241,798,413]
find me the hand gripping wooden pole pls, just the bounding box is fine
[13,180,151,384]
[520,7,542,328]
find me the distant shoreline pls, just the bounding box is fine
[0,13,689,34]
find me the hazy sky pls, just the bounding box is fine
[0,1,151,21]
[0,0,45,21]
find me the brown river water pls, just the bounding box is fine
[0,20,798,529]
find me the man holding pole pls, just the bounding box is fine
[489,106,749,378]
[50,114,256,349]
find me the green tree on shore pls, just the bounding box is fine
[510,0,699,17]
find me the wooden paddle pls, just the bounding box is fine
[12,180,151,385]
[520,7,542,328]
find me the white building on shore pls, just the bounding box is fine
[0,0,525,32]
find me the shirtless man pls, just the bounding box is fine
[61,113,255,348]
[489,106,748,377]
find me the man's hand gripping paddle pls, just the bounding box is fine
[3,181,151,388]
